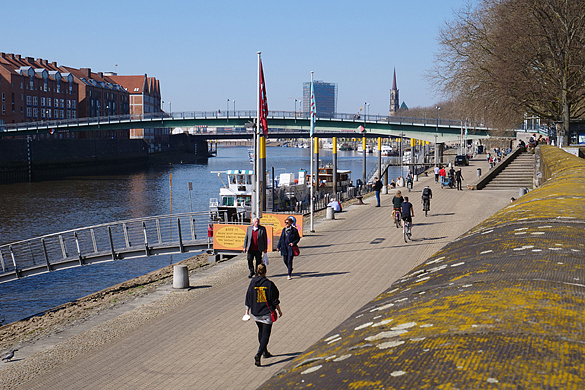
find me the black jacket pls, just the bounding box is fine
[277,227,300,257]
[245,276,280,317]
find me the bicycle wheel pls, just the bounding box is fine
[395,212,401,228]
[403,224,408,243]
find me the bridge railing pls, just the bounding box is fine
[0,211,212,284]
[1,111,469,133]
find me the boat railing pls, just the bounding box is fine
[0,211,212,284]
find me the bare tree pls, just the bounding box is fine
[430,0,585,144]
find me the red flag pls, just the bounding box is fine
[259,59,269,136]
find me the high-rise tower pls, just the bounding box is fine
[389,68,399,116]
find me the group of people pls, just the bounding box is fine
[433,165,465,190]
[242,216,300,366]
[391,185,433,230]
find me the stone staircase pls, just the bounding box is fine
[483,152,535,190]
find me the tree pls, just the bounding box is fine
[430,0,585,144]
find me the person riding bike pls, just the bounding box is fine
[421,185,433,213]
[392,190,404,225]
[401,196,414,233]
[406,170,414,192]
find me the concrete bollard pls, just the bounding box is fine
[519,188,528,197]
[326,207,335,220]
[382,186,388,195]
[173,265,190,289]
[477,168,482,178]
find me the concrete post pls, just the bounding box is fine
[173,265,190,289]
[326,207,335,220]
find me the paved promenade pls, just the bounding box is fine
[4,158,517,390]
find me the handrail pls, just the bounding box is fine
[0,211,212,284]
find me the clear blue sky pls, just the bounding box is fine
[2,0,467,116]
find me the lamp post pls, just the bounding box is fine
[294,99,298,122]
[169,101,172,115]
[233,100,236,116]
[366,102,370,121]
[227,98,230,121]
[435,106,440,166]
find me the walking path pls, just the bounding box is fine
[3,158,517,390]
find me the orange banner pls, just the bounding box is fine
[213,224,273,252]
[260,213,303,238]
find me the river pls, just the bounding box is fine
[0,145,408,325]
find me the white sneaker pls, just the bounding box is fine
[287,276,292,280]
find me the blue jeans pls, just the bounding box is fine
[375,190,381,206]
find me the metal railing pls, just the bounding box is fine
[0,212,212,284]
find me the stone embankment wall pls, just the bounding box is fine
[0,139,149,184]
[261,144,585,389]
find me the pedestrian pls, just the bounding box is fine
[389,179,396,189]
[439,166,446,184]
[455,168,464,190]
[373,177,383,207]
[277,217,300,280]
[327,198,342,212]
[434,166,440,183]
[448,166,455,188]
[243,218,268,278]
[244,264,282,367]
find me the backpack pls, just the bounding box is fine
[422,187,431,199]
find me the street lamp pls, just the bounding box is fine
[435,106,441,166]
[366,102,370,121]
[233,100,236,116]
[294,99,299,122]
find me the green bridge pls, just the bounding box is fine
[1,110,492,142]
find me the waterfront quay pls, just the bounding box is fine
[0,156,542,389]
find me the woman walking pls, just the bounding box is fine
[245,264,282,367]
[277,217,301,280]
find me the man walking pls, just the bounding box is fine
[373,177,383,207]
[455,168,464,191]
[243,218,268,278]
[434,166,440,183]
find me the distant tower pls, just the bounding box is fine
[389,68,399,116]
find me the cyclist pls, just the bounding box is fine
[422,185,432,213]
[406,170,414,192]
[391,190,404,227]
[401,196,414,234]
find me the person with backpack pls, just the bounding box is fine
[422,185,432,215]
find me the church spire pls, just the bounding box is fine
[389,68,399,116]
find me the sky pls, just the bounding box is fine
[2,0,468,116]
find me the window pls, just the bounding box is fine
[1,105,5,115]
[72,111,76,118]
[27,107,32,117]
[60,99,64,108]
[1,92,4,102]
[67,110,71,119]
[56,82,61,93]
[20,82,23,89]
[72,100,76,109]
[54,109,58,118]
[41,97,46,107]
[60,109,64,118]
[47,109,51,119]
[33,96,38,106]
[47,97,51,107]
[33,108,38,118]
[67,100,71,109]
[41,109,45,118]
[26,96,31,105]
[21,93,23,101]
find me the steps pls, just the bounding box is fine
[483,153,535,190]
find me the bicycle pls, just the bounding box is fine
[406,180,412,192]
[403,219,412,242]
[394,208,402,228]
[422,198,430,217]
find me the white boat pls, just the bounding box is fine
[272,170,311,210]
[247,149,254,162]
[209,170,254,222]
[380,144,393,156]
[322,140,334,149]
[357,144,373,153]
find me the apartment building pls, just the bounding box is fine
[105,74,169,152]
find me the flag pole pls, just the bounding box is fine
[255,51,261,219]
[310,71,315,232]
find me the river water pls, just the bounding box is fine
[0,145,408,325]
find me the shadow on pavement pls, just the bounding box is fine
[272,271,349,279]
[262,352,302,367]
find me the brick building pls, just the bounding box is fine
[0,53,79,129]
[104,74,169,152]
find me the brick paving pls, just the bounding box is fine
[11,158,517,390]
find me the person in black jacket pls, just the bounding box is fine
[245,264,282,367]
[277,217,301,280]
[243,218,268,278]
[373,177,383,206]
